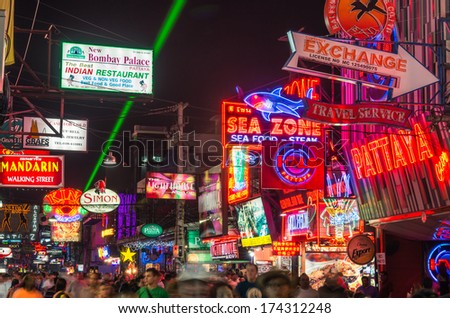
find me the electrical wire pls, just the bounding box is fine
[15,0,40,86]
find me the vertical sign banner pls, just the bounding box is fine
[227,147,249,204]
[262,140,324,190]
[235,197,272,247]
[0,204,39,240]
[198,168,224,238]
[61,42,153,95]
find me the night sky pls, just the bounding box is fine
[7,0,328,195]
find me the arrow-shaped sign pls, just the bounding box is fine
[283,32,439,98]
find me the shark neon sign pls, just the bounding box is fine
[244,87,313,121]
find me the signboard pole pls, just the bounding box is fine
[174,102,187,272]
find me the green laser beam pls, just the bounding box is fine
[84,100,134,191]
[84,1,186,190]
[153,0,186,59]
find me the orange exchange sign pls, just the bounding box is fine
[0,155,64,188]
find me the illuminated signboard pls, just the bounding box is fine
[272,241,301,256]
[117,193,137,240]
[347,235,375,265]
[61,42,153,95]
[235,197,272,247]
[51,221,81,242]
[23,117,88,152]
[426,243,450,283]
[434,220,450,240]
[435,151,450,182]
[227,147,249,204]
[350,123,434,179]
[0,118,23,150]
[198,167,224,238]
[0,155,64,188]
[325,169,355,199]
[187,230,211,250]
[43,188,87,223]
[210,241,239,260]
[282,190,320,241]
[141,223,163,238]
[321,198,360,245]
[0,204,40,241]
[301,99,412,128]
[101,228,115,237]
[0,247,12,258]
[98,246,110,260]
[324,0,396,40]
[282,77,321,100]
[80,188,121,213]
[350,116,450,220]
[146,172,196,200]
[223,79,321,146]
[222,102,322,145]
[261,140,324,190]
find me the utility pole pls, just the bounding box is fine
[174,102,187,272]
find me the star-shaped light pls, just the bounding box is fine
[120,247,136,262]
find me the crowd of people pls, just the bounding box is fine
[0,263,448,298]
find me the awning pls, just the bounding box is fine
[368,209,450,241]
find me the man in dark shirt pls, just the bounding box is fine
[234,263,261,298]
[379,271,393,297]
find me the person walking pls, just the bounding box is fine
[355,276,379,298]
[295,273,319,298]
[136,268,168,298]
[437,262,449,296]
[11,274,43,298]
[234,263,261,298]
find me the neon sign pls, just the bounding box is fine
[222,79,323,146]
[272,241,301,256]
[320,198,360,245]
[224,105,322,144]
[435,151,450,182]
[227,147,249,204]
[427,243,450,283]
[282,192,319,240]
[282,78,320,100]
[262,141,324,190]
[43,188,87,223]
[350,123,433,179]
[287,211,309,235]
[244,88,307,121]
[433,220,450,240]
[274,142,322,185]
[326,170,354,198]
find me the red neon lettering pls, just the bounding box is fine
[378,137,393,171]
[351,147,363,179]
[248,117,261,134]
[238,117,248,134]
[368,139,384,174]
[390,134,408,168]
[227,117,237,133]
[399,130,416,164]
[414,124,433,160]
[362,145,377,177]
[351,124,435,179]
[283,78,320,100]
[271,118,283,135]
[283,118,297,135]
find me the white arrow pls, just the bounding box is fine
[283,32,439,98]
